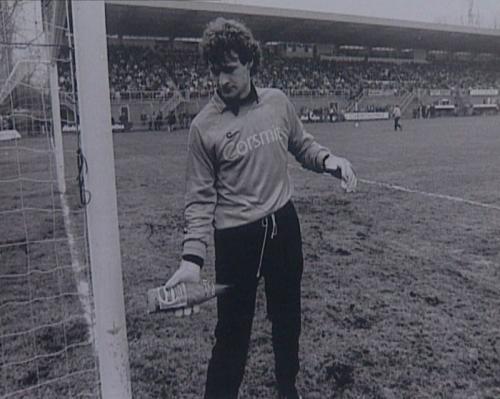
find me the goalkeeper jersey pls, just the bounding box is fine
[182,86,331,261]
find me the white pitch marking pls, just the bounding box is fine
[359,178,500,212]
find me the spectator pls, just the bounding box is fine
[167,111,176,132]
[392,104,403,131]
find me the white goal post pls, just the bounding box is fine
[70,1,132,398]
[0,0,132,397]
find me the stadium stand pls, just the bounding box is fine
[55,30,500,128]
[53,0,500,130]
[71,45,500,99]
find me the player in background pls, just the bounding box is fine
[393,104,403,131]
[165,17,357,399]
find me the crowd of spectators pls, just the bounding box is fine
[57,44,500,101]
[52,43,500,131]
[106,45,214,98]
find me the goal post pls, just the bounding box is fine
[0,0,132,397]
[43,0,66,195]
[1,0,101,397]
[70,1,132,398]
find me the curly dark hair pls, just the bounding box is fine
[200,17,261,75]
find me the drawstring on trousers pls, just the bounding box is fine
[270,213,278,239]
[257,213,278,278]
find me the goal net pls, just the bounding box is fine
[1,1,130,398]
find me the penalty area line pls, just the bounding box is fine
[359,178,500,212]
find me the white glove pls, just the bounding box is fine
[324,155,357,193]
[165,259,201,317]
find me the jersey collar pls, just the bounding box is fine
[212,83,259,116]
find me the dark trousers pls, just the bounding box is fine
[394,116,402,131]
[204,201,303,399]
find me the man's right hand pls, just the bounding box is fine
[165,259,201,288]
[165,259,202,317]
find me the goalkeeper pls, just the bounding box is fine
[165,17,357,399]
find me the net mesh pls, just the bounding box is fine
[0,1,100,397]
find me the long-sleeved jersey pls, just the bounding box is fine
[182,87,331,261]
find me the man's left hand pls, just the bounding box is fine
[324,155,357,193]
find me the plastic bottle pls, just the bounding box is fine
[147,280,230,314]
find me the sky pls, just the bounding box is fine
[221,0,500,28]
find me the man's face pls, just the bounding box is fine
[210,51,252,100]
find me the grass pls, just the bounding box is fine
[114,115,500,398]
[0,138,98,398]
[2,115,500,398]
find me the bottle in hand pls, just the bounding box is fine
[147,280,230,314]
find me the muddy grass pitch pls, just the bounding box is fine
[2,115,498,398]
[117,115,499,398]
